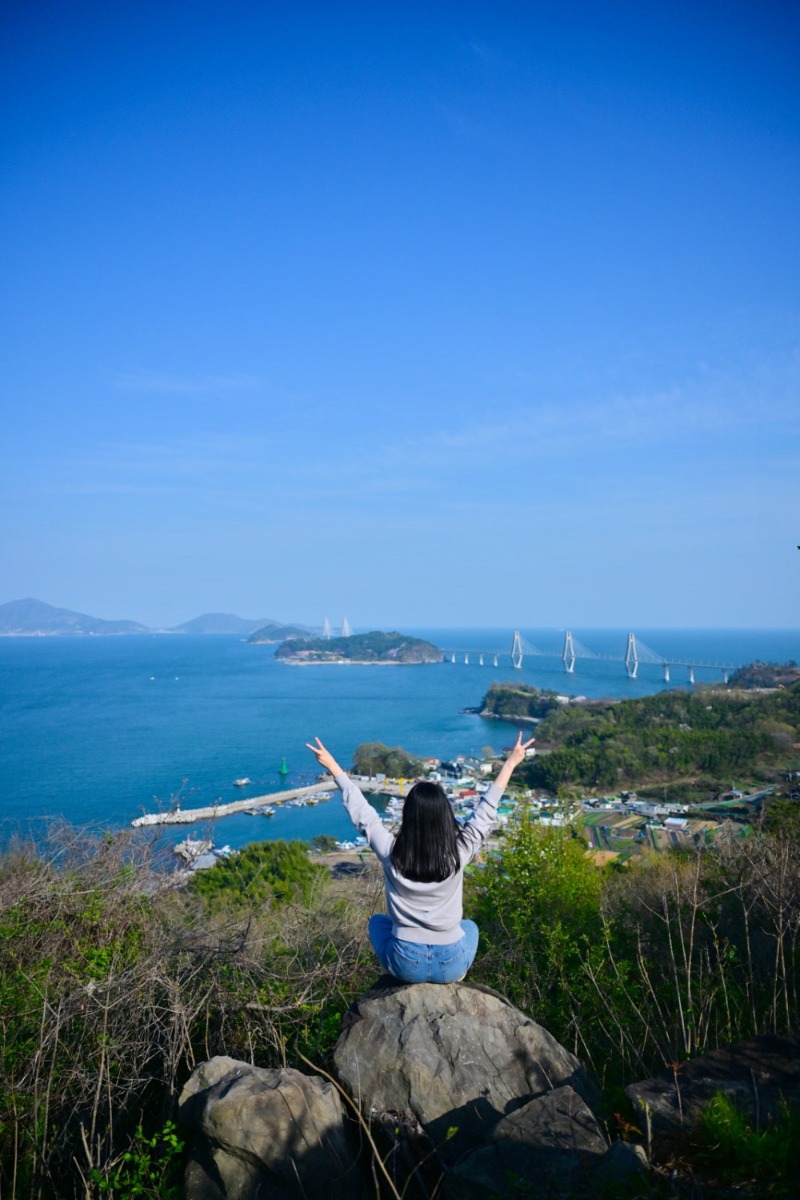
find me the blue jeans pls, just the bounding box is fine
[368,914,479,984]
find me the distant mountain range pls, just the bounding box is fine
[0,598,312,638]
[171,612,278,635]
[0,598,150,636]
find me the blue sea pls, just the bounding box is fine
[1,628,798,854]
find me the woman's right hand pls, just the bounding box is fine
[305,737,342,776]
[493,731,536,790]
[507,731,536,768]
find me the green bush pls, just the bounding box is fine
[189,840,327,910]
[694,1092,800,1195]
[468,809,605,1042]
[89,1121,184,1199]
[0,830,371,1200]
[352,741,423,778]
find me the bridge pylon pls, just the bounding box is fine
[562,631,576,674]
[511,631,523,670]
[624,633,639,679]
[663,663,670,682]
[493,654,499,667]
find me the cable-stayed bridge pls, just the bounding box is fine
[321,616,351,638]
[440,631,739,683]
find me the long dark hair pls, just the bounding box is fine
[390,781,463,883]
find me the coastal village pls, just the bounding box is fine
[160,740,777,871]
[348,749,772,865]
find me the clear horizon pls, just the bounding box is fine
[2,2,798,629]
[2,595,799,635]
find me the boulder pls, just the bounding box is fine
[179,1055,369,1200]
[592,1140,650,1192]
[626,1034,800,1134]
[446,1085,608,1199]
[332,979,601,1164]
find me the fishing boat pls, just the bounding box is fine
[233,777,251,787]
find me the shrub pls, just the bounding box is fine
[693,1092,800,1195]
[189,840,327,910]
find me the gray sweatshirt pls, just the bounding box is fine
[335,772,503,945]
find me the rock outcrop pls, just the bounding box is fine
[180,980,648,1200]
[179,1056,370,1200]
[626,1033,800,1134]
[332,979,602,1163]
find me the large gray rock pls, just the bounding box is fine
[179,1055,369,1200]
[626,1034,800,1134]
[446,1085,608,1199]
[332,980,601,1164]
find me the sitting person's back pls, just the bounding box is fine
[307,733,533,983]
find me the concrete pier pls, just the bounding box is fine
[130,779,402,827]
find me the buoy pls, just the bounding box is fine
[279,756,289,776]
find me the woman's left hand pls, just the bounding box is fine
[507,731,536,767]
[306,737,342,776]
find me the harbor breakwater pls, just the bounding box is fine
[131,779,403,827]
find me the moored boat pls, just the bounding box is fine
[173,837,213,863]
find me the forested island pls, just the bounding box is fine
[274,630,442,664]
[246,621,313,643]
[479,681,572,721]
[480,672,800,798]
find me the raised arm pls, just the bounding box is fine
[492,731,536,792]
[459,731,536,860]
[306,737,393,857]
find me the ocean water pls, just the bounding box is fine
[1,628,798,853]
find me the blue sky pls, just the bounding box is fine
[2,0,798,628]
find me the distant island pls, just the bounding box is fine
[0,598,310,638]
[175,609,307,638]
[247,621,317,643]
[275,630,442,664]
[0,597,150,637]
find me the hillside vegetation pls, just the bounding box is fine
[727,660,800,688]
[2,806,799,1198]
[481,678,800,796]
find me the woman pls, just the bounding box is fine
[306,732,534,984]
